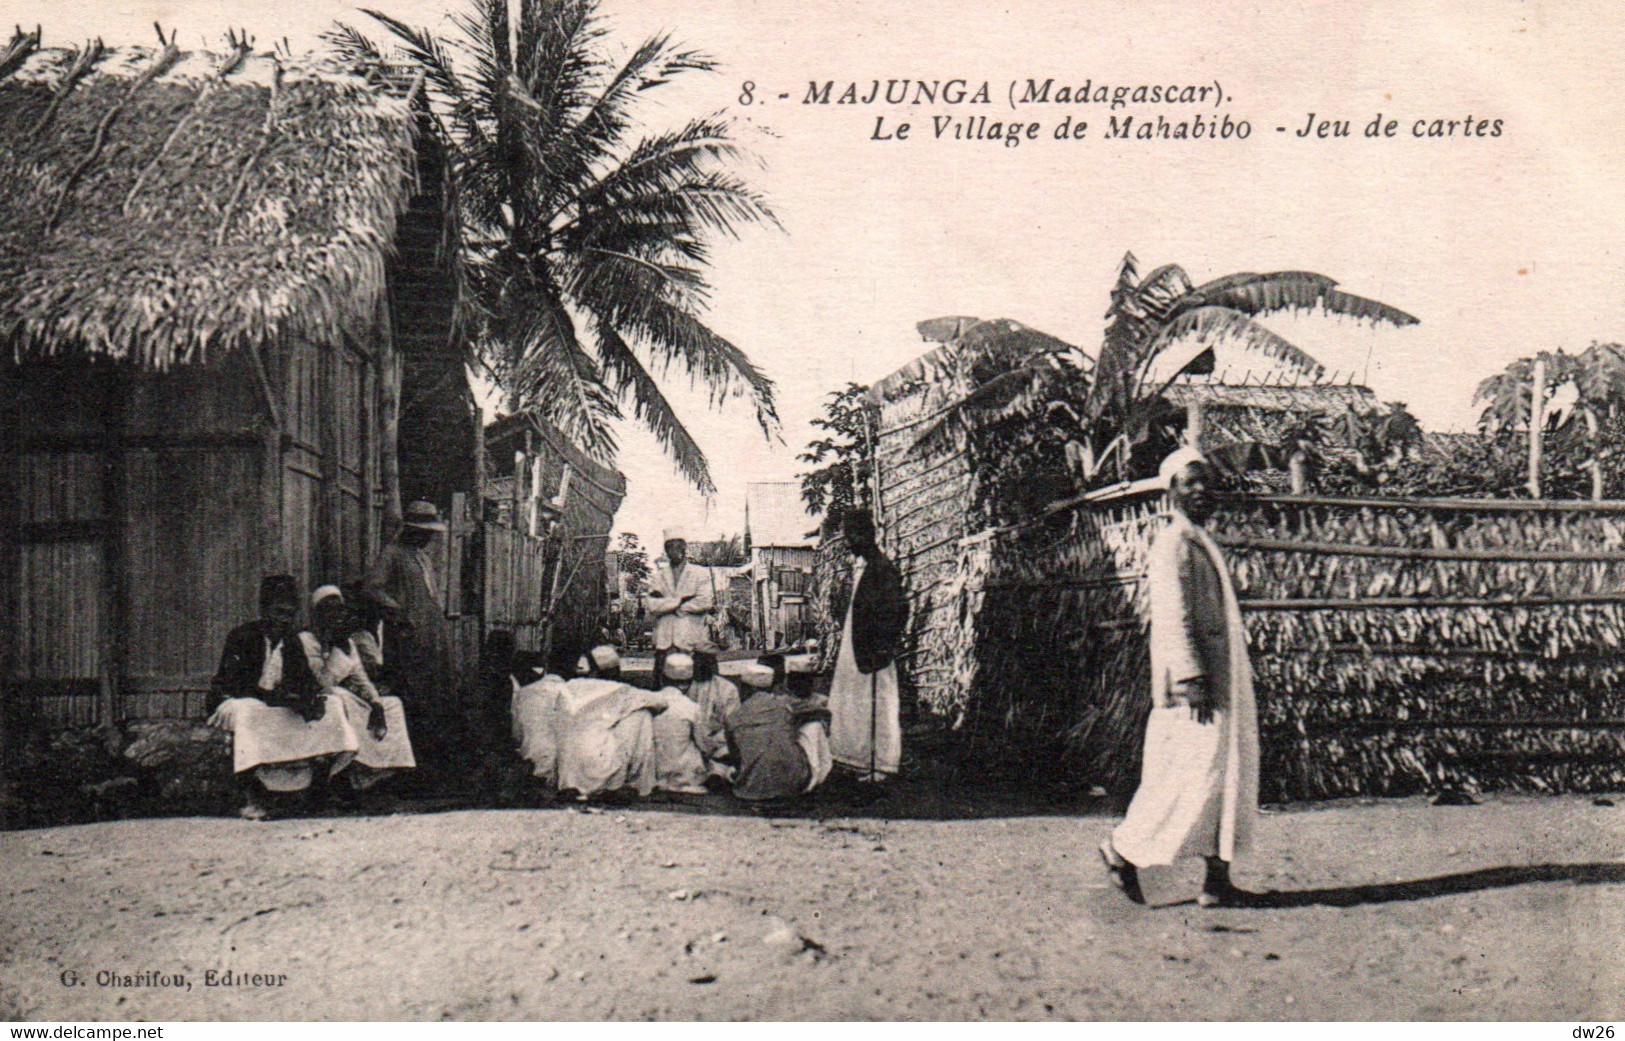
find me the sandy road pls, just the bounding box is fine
[2,792,1623,1021]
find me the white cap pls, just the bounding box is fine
[311,585,344,608]
[738,663,775,690]
[575,655,591,675]
[663,652,694,681]
[1157,446,1208,490]
[662,527,687,543]
[590,645,621,670]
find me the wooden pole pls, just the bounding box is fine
[377,298,403,529]
[1528,356,1546,499]
[1584,407,1603,501]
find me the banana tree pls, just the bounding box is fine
[1082,252,1420,482]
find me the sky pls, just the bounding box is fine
[7,0,1624,549]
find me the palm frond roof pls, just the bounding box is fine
[0,43,419,368]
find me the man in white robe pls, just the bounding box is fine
[1100,448,1259,908]
[646,528,717,684]
[828,509,908,783]
[647,653,709,795]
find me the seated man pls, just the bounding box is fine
[648,653,708,795]
[513,642,666,801]
[723,659,833,803]
[208,575,358,819]
[304,586,415,792]
[688,645,741,783]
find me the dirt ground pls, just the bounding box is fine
[2,787,1623,1021]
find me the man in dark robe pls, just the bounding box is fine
[828,508,909,782]
[724,657,833,803]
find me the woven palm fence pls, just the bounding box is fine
[938,487,1625,800]
[865,326,978,706]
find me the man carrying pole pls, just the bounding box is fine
[1099,447,1258,908]
[828,508,908,786]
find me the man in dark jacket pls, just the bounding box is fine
[828,508,908,782]
[210,575,324,717]
[208,575,337,819]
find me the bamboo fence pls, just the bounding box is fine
[932,489,1625,799]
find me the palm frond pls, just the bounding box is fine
[1143,305,1326,382]
[1185,270,1419,327]
[360,8,470,109]
[594,315,715,493]
[501,280,622,464]
[321,23,384,67]
[591,285,778,440]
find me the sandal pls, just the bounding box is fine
[1099,839,1145,904]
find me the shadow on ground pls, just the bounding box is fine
[1233,862,1625,909]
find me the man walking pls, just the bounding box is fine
[646,528,715,684]
[1100,448,1258,908]
[828,508,908,784]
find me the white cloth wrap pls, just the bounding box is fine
[208,695,358,782]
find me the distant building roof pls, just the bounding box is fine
[746,482,819,549]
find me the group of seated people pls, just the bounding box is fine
[209,575,417,819]
[210,574,836,820]
[505,642,835,806]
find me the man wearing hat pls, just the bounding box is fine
[1099,447,1258,908]
[646,528,716,684]
[723,656,833,802]
[365,500,460,788]
[828,508,908,785]
[208,575,356,819]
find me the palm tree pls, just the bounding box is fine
[328,0,779,494]
[1476,343,1625,499]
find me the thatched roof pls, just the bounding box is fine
[1163,380,1377,413]
[0,44,419,368]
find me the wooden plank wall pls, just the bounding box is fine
[2,363,114,728]
[2,330,392,729]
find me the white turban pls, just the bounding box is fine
[662,527,687,543]
[663,652,694,681]
[590,645,621,670]
[311,585,344,608]
[738,663,775,690]
[1156,446,1208,490]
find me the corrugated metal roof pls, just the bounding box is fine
[746,482,820,548]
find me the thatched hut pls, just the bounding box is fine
[0,43,471,735]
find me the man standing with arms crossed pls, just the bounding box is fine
[646,528,715,685]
